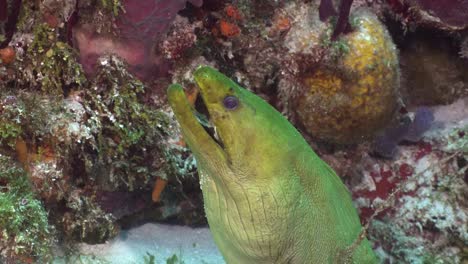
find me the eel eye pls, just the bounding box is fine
[223,95,239,110]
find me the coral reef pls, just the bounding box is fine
[338,99,468,263]
[0,0,205,257]
[0,0,467,262]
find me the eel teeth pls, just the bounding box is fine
[214,126,220,141]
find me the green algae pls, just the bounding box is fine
[319,20,351,61]
[0,155,54,261]
[165,253,185,264]
[0,117,22,148]
[81,56,172,191]
[28,24,86,95]
[99,0,123,16]
[0,91,63,152]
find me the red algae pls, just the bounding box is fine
[414,141,432,161]
[398,163,414,178]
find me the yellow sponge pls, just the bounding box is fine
[295,11,400,144]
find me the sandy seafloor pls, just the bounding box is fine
[53,223,225,264]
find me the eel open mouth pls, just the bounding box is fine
[192,88,225,150]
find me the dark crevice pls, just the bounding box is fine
[0,0,22,48]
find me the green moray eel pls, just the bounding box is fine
[167,66,377,263]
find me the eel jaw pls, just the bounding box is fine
[193,91,225,149]
[167,84,226,162]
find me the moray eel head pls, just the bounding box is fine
[168,66,299,176]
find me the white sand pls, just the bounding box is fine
[55,223,225,264]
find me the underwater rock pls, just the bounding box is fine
[160,17,199,60]
[348,98,468,262]
[116,0,202,42]
[39,0,77,28]
[61,190,118,244]
[74,0,202,81]
[400,34,468,106]
[0,45,198,249]
[460,36,468,59]
[403,0,468,31]
[8,22,86,95]
[283,7,400,144]
[313,98,467,262]
[73,26,169,81]
[366,145,468,263]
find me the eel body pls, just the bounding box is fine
[167,66,377,263]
